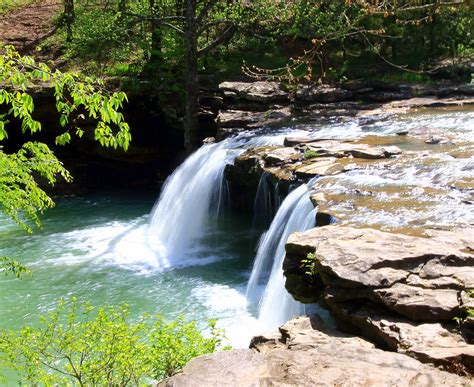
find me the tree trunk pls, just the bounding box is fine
[149,0,162,65]
[63,0,75,42]
[184,0,199,152]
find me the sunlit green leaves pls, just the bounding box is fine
[0,257,30,278]
[0,45,131,230]
[0,299,227,385]
[1,45,131,150]
[0,142,72,233]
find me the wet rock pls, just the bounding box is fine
[294,158,345,177]
[160,316,471,386]
[225,146,298,212]
[295,85,353,103]
[426,135,452,145]
[284,225,474,371]
[202,137,215,144]
[364,91,412,102]
[303,140,402,159]
[219,81,288,103]
[263,147,301,165]
[225,137,407,213]
[283,136,353,147]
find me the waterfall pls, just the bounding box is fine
[147,133,285,270]
[148,140,237,268]
[247,183,316,329]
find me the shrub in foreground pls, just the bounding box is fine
[0,299,227,385]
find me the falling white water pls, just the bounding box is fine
[247,183,316,329]
[147,142,232,267]
[147,132,297,270]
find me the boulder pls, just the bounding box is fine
[263,147,302,165]
[217,108,291,128]
[294,158,345,177]
[160,316,472,386]
[326,300,474,373]
[303,140,402,159]
[219,81,288,103]
[284,226,474,371]
[296,85,352,102]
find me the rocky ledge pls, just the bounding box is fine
[160,316,471,386]
[284,226,474,374]
[216,81,474,138]
[225,137,403,212]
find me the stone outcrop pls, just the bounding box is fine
[160,316,472,386]
[296,85,353,102]
[284,226,474,372]
[219,81,288,103]
[216,81,474,137]
[225,137,402,212]
[217,107,291,130]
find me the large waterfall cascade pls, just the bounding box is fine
[2,110,472,357]
[147,131,317,329]
[147,136,256,269]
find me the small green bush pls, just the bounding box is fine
[0,299,227,385]
[302,252,318,276]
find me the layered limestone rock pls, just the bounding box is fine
[219,81,288,103]
[217,107,291,130]
[225,136,403,212]
[216,81,474,136]
[284,226,474,372]
[160,316,472,386]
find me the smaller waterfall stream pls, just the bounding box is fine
[247,182,317,329]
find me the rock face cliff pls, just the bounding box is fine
[160,316,472,386]
[222,114,474,379]
[284,226,474,374]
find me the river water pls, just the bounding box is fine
[1,107,473,350]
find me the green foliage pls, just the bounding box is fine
[65,8,143,74]
[1,45,131,151]
[454,289,474,328]
[0,45,130,230]
[0,257,30,278]
[0,142,71,232]
[0,299,227,385]
[0,0,34,15]
[303,150,319,160]
[302,252,317,276]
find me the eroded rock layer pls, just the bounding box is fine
[284,226,474,372]
[160,317,472,386]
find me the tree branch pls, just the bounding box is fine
[198,25,236,57]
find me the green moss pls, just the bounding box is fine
[304,150,319,160]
